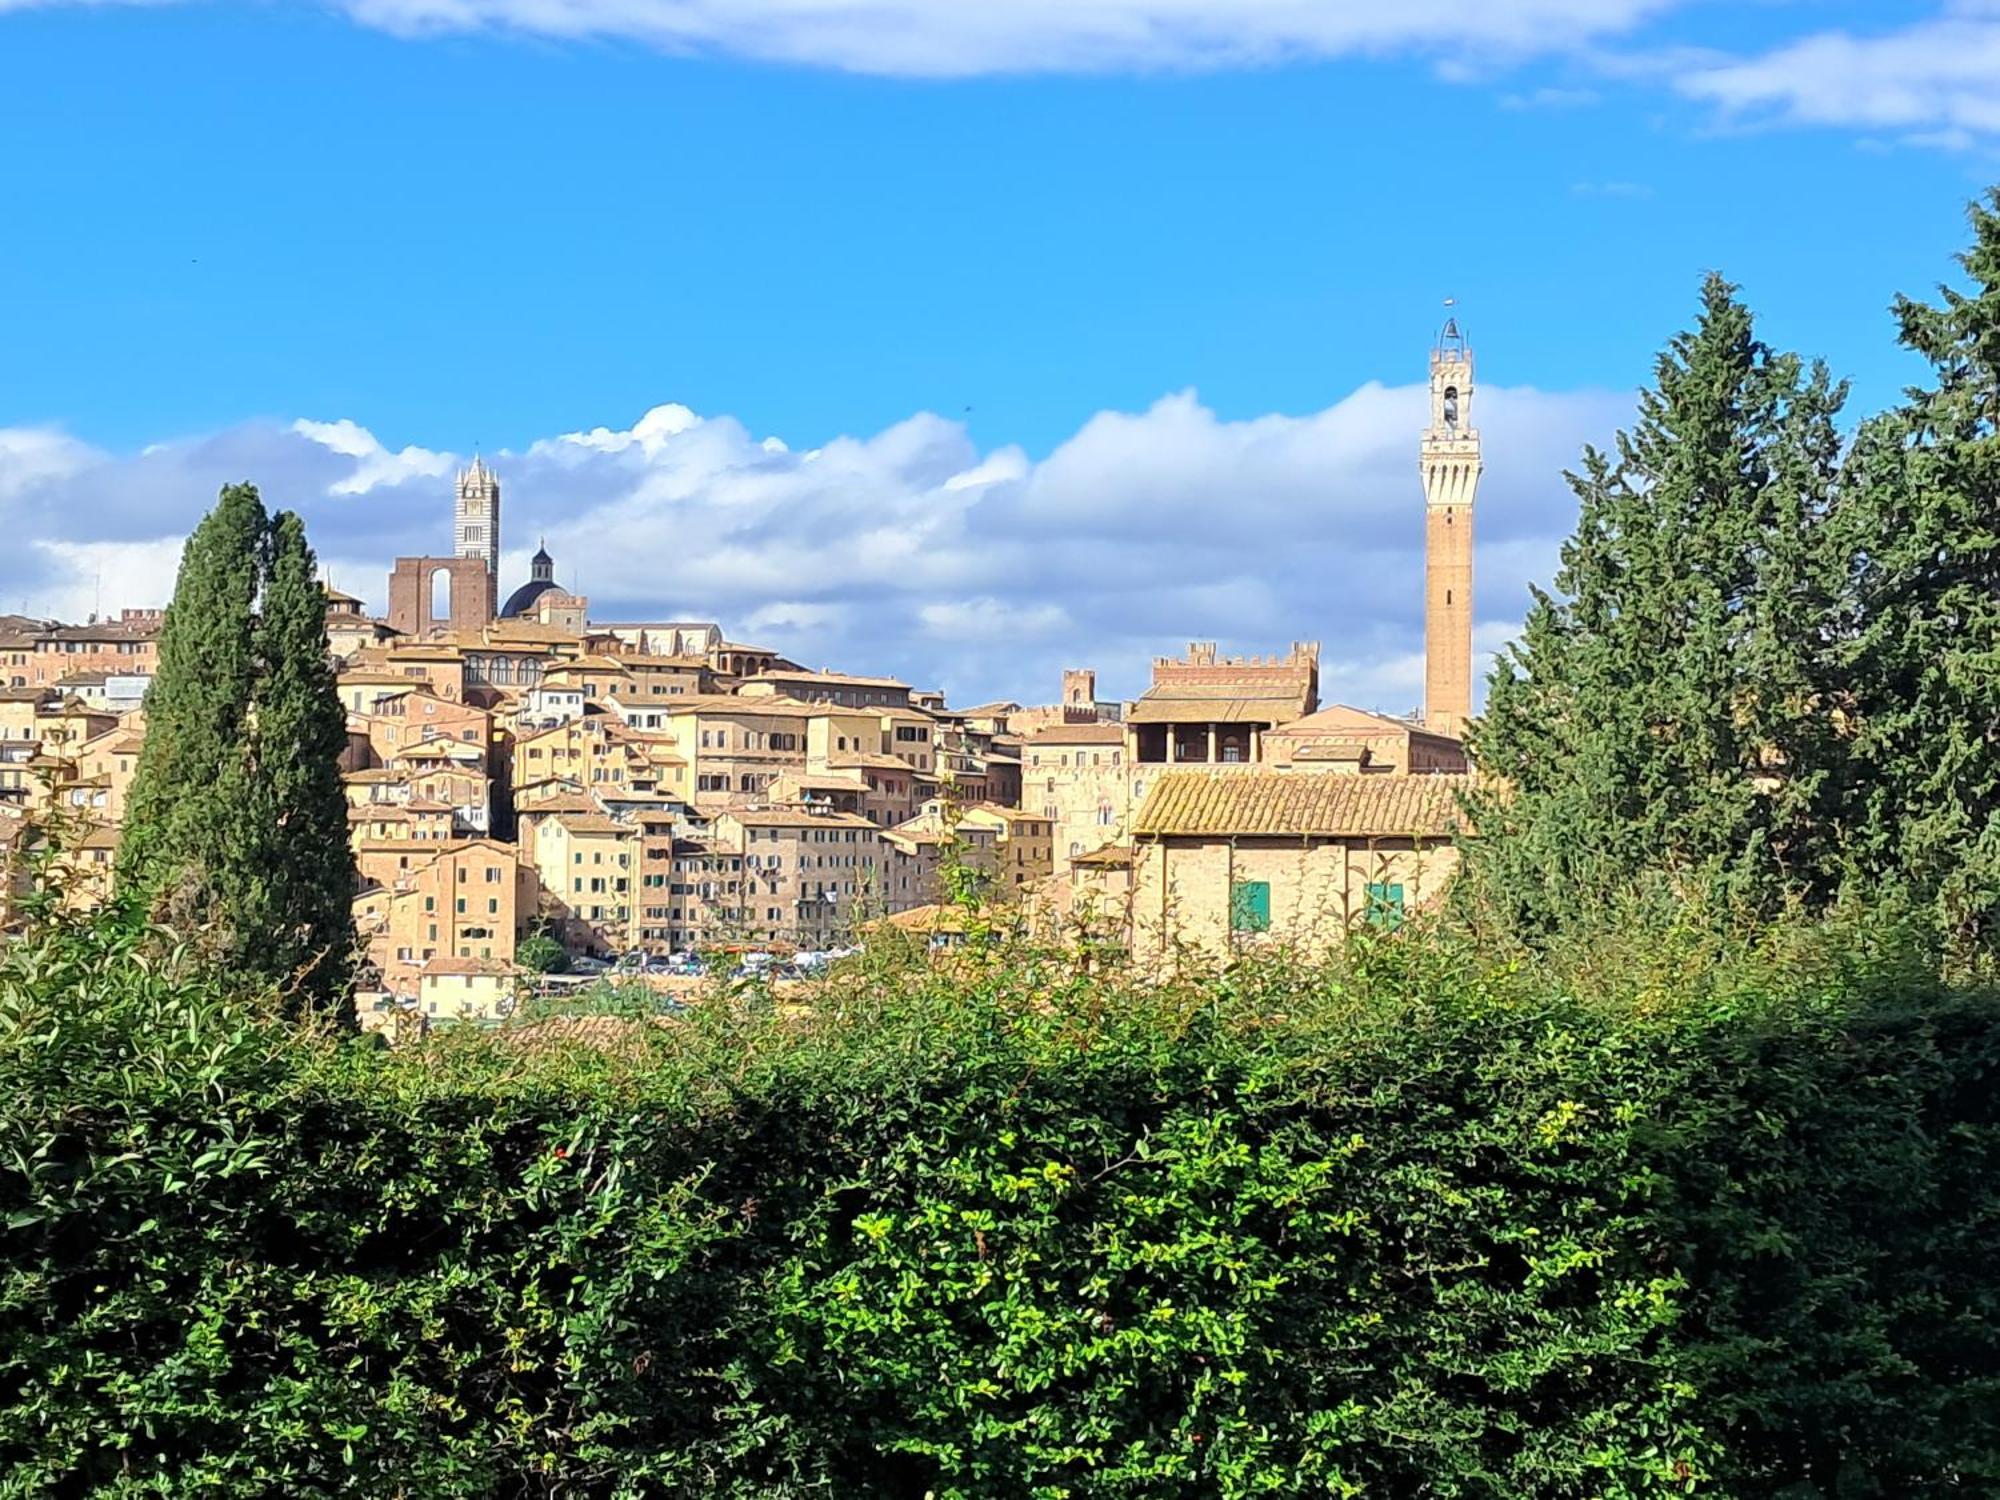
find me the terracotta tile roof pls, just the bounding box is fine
[1071,842,1134,868]
[827,751,915,772]
[1269,703,1417,736]
[394,742,482,761]
[963,803,1050,825]
[1132,770,1471,839]
[1294,743,1370,763]
[43,622,158,642]
[611,653,709,670]
[658,694,823,717]
[421,955,521,977]
[745,668,909,690]
[1024,721,1126,744]
[723,807,878,830]
[772,771,870,792]
[1127,694,1310,726]
[340,671,417,686]
[544,655,633,674]
[516,792,600,816]
[552,814,635,836]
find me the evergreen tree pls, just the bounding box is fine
[1839,192,2000,954]
[119,485,354,1019]
[118,482,267,927]
[1455,275,1851,937]
[249,511,356,1012]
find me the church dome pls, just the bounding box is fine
[501,540,562,617]
[501,577,561,618]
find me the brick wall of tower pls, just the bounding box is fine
[387,557,497,638]
[1423,499,1473,740]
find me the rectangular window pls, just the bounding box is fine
[1364,881,1406,929]
[1230,880,1271,935]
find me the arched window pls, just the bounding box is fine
[430,567,452,623]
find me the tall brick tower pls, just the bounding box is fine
[1421,316,1479,740]
[454,455,500,578]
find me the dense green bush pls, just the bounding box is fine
[3,913,1997,1497]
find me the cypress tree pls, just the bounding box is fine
[1455,275,1851,937]
[119,485,355,1019]
[250,511,356,1014]
[118,482,267,930]
[1839,192,2000,955]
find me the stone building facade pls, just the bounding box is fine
[1127,770,1467,970]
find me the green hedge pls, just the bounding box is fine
[3,918,1997,1496]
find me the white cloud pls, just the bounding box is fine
[541,402,702,459]
[744,600,848,636]
[0,427,99,505]
[0,381,1624,709]
[1676,3,2000,143]
[4,0,1673,74]
[291,418,453,495]
[919,598,1071,640]
[30,537,186,623]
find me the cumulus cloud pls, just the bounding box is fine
[3,0,1673,74]
[1675,3,2000,144]
[351,0,1679,75]
[292,418,453,495]
[0,384,1625,709]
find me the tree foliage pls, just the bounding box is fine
[118,482,266,926]
[1457,275,1851,938]
[119,486,354,1016]
[1,913,1996,1496]
[251,511,356,1013]
[1838,190,2000,954]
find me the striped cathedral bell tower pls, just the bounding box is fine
[1421,316,1480,740]
[454,454,500,577]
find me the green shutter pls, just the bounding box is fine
[1230,879,1271,934]
[1364,881,1406,928]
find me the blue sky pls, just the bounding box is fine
[2,0,1997,705]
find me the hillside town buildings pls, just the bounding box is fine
[1,325,1486,1013]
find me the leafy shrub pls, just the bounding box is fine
[2,913,1996,1496]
